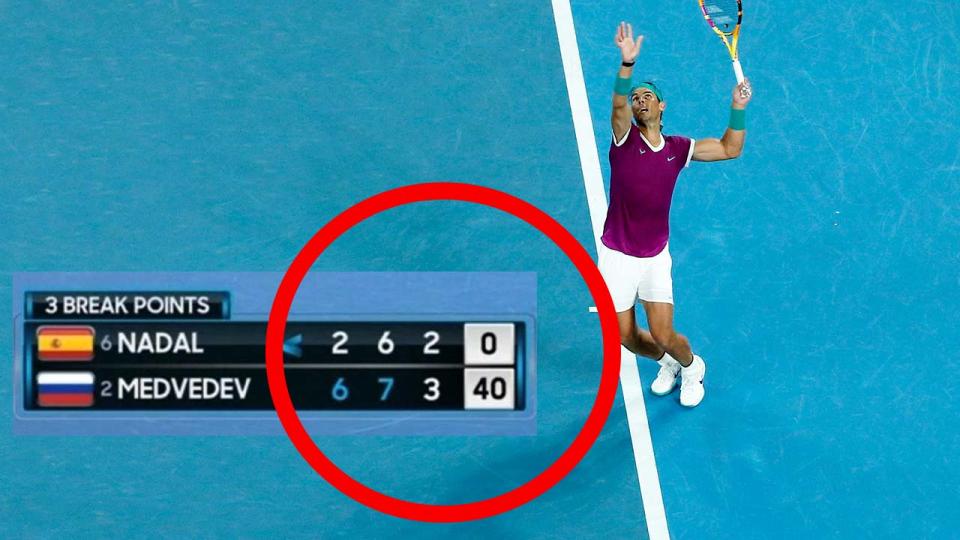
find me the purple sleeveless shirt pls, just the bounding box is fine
[601,124,695,257]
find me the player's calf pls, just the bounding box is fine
[617,311,663,359]
[648,326,692,366]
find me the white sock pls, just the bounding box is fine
[659,352,679,366]
[681,354,699,370]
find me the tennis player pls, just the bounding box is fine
[601,22,752,407]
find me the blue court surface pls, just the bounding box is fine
[1,1,958,538]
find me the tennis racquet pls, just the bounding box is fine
[698,0,745,86]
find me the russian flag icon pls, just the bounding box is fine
[37,372,95,408]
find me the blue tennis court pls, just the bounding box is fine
[1,1,958,538]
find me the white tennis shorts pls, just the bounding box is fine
[598,242,674,311]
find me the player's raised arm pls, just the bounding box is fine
[692,79,753,162]
[612,22,643,142]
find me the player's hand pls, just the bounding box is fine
[733,78,752,107]
[615,22,643,63]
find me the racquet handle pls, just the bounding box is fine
[732,59,745,84]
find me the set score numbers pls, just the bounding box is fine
[329,330,442,356]
[325,324,512,361]
[323,371,515,409]
[327,376,443,402]
[323,323,518,409]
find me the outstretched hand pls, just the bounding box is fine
[615,22,643,63]
[733,78,753,107]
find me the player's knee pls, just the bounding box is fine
[618,324,636,347]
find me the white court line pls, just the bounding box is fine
[550,2,670,539]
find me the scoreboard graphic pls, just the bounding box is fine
[13,272,536,435]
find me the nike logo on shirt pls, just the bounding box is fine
[667,156,676,161]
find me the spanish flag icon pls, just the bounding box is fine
[36,326,95,361]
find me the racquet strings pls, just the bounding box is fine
[701,0,741,36]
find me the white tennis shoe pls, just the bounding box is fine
[650,353,681,396]
[679,354,706,407]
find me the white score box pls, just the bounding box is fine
[463,368,515,410]
[463,323,515,366]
